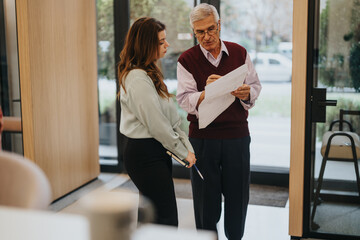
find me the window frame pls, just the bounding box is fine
[103,0,290,187]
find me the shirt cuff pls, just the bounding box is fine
[189,92,202,118]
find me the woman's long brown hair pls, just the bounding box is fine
[118,17,171,99]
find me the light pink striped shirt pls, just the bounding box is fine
[176,40,262,118]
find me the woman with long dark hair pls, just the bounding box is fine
[118,17,196,226]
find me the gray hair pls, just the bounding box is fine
[189,3,219,28]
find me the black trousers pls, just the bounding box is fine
[123,137,178,226]
[190,137,251,240]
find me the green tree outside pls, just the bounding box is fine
[97,0,115,80]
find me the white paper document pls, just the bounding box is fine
[198,64,248,129]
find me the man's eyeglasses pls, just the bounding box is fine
[194,24,218,38]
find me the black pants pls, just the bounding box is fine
[123,137,178,226]
[190,137,251,240]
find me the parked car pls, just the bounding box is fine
[249,52,292,82]
[278,42,292,59]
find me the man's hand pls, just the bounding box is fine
[197,74,222,108]
[206,74,222,85]
[231,84,250,101]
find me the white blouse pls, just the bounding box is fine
[120,69,194,160]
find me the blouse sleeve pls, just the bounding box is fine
[174,125,194,153]
[125,74,190,159]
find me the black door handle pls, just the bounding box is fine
[311,88,337,122]
[318,100,337,106]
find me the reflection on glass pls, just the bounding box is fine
[310,0,360,237]
[220,0,293,168]
[130,0,194,133]
[96,0,117,162]
[1,0,23,154]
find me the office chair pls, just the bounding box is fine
[311,109,360,230]
[0,151,52,210]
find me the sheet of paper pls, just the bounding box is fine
[204,64,248,99]
[199,64,248,129]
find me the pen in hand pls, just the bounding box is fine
[193,164,204,180]
[166,151,204,180]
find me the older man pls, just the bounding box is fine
[176,3,261,239]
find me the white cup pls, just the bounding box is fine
[79,189,138,240]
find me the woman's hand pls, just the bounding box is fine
[185,151,196,168]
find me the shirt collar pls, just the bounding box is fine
[199,40,229,59]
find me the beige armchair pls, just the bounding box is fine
[0,151,52,210]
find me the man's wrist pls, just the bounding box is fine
[242,94,251,104]
[196,91,205,108]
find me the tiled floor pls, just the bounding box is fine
[177,198,289,240]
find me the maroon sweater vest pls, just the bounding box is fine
[178,41,249,139]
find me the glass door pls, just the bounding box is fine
[306,0,360,238]
[220,0,293,177]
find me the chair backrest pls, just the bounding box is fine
[321,131,360,159]
[339,109,360,133]
[0,151,52,210]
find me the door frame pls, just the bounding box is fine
[289,1,360,239]
[289,0,308,237]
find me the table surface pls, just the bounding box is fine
[133,224,216,240]
[0,206,216,240]
[0,206,90,240]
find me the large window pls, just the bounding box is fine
[130,0,194,133]
[96,0,195,170]
[97,0,294,179]
[220,0,293,169]
[96,0,117,168]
